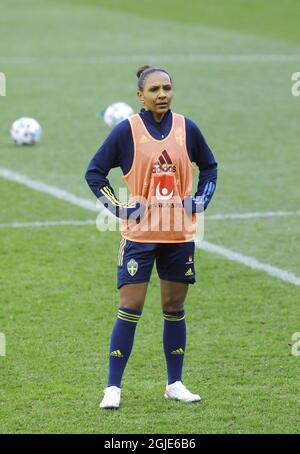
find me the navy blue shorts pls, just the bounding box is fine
[117,239,196,289]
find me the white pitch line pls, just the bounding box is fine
[0,167,101,213]
[205,210,300,220]
[0,220,96,229]
[197,240,300,287]
[1,167,299,287]
[2,210,300,229]
[0,54,300,64]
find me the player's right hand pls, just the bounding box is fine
[118,202,146,221]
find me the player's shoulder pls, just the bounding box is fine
[171,111,199,129]
[183,116,201,131]
[111,118,131,135]
[105,118,132,144]
[181,116,205,141]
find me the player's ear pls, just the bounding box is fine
[137,90,145,105]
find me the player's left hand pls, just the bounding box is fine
[182,196,204,215]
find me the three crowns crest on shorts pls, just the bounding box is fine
[127,259,138,276]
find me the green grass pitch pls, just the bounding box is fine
[0,0,300,434]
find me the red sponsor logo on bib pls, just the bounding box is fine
[154,175,175,201]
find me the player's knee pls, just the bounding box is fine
[162,296,184,313]
[119,296,145,312]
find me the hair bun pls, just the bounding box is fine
[136,65,153,79]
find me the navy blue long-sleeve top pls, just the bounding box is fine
[85,109,217,211]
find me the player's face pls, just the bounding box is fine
[137,71,173,122]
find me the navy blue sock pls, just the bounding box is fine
[163,311,186,385]
[107,307,141,388]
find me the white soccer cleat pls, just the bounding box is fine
[99,386,121,409]
[164,381,201,402]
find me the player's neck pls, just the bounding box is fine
[152,111,166,123]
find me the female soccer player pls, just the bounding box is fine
[85,65,217,409]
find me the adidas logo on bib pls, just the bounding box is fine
[152,150,176,174]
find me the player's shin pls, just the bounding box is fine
[107,307,142,388]
[163,311,186,385]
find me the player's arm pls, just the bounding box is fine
[84,121,142,219]
[183,118,218,213]
[99,185,144,220]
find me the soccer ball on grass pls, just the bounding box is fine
[10,117,42,145]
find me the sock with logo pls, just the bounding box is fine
[163,311,186,385]
[107,307,142,388]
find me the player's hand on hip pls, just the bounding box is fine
[119,201,146,220]
[182,196,204,215]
